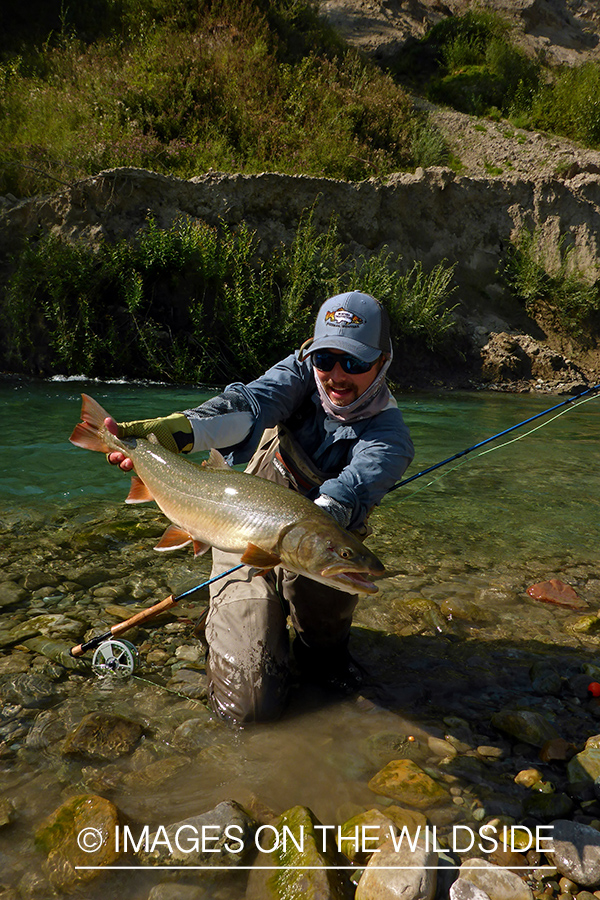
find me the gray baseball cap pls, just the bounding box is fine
[306,291,392,363]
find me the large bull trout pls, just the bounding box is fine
[70,394,385,594]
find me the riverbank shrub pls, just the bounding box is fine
[3,214,458,382]
[0,0,429,197]
[501,227,600,344]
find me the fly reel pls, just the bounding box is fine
[91,639,139,677]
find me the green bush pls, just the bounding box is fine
[392,10,539,119]
[501,227,600,343]
[3,214,458,381]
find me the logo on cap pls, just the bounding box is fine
[324,308,365,327]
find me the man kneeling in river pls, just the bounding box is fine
[107,291,414,725]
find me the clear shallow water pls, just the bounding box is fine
[2,379,600,897]
[2,379,599,562]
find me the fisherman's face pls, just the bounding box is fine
[313,348,385,406]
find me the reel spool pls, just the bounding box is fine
[91,639,139,677]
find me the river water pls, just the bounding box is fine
[1,378,600,897]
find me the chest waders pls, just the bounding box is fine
[205,426,364,725]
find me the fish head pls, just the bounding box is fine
[281,521,385,595]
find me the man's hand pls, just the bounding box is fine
[105,412,193,471]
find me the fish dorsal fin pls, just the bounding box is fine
[203,449,231,470]
[240,542,281,571]
[125,475,154,504]
[148,433,160,444]
[154,524,193,552]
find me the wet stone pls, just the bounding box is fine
[356,834,437,900]
[147,885,212,900]
[490,708,561,747]
[568,749,600,784]
[530,661,563,695]
[523,791,574,821]
[62,712,143,760]
[458,858,533,900]
[35,793,122,889]
[548,820,600,888]
[0,673,61,709]
[337,808,406,864]
[172,714,217,751]
[167,668,208,700]
[121,755,189,789]
[450,879,493,900]
[246,804,348,900]
[138,799,256,867]
[0,582,28,608]
[368,759,451,809]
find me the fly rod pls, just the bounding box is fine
[70,563,244,658]
[387,382,600,494]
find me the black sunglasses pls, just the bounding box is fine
[312,350,376,375]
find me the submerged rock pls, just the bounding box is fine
[62,712,143,760]
[35,793,121,889]
[490,708,560,747]
[527,579,588,610]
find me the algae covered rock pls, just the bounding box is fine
[246,805,352,900]
[35,793,121,889]
[368,759,450,809]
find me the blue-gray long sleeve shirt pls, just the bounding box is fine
[185,352,414,530]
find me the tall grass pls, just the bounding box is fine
[3,213,458,381]
[0,0,425,197]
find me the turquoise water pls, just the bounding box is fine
[2,377,598,569]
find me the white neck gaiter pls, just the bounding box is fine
[313,356,393,424]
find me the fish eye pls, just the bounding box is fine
[339,547,354,559]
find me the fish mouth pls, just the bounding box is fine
[321,564,384,595]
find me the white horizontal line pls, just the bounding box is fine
[75,865,555,871]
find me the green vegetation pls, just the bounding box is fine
[3,213,457,382]
[500,227,600,343]
[0,0,450,197]
[391,8,600,152]
[392,10,539,119]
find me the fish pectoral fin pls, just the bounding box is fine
[125,475,155,504]
[154,524,193,552]
[241,543,281,570]
[193,540,211,557]
[202,448,231,470]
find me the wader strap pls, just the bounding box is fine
[244,425,333,496]
[244,425,372,538]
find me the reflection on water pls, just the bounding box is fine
[1,378,600,897]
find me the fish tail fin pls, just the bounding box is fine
[69,393,112,453]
